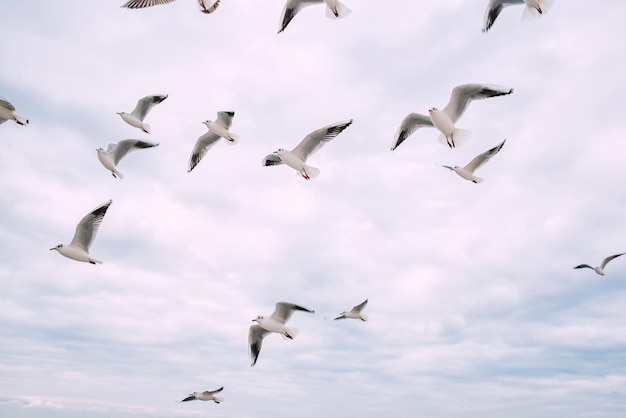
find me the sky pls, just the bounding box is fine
[1,0,626,417]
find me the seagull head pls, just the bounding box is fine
[442,165,457,171]
[429,107,438,113]
[274,148,286,154]
[50,244,63,251]
[252,315,264,323]
[116,112,125,116]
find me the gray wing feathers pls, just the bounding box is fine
[216,111,234,129]
[601,253,625,269]
[391,113,434,150]
[482,0,526,32]
[261,153,284,167]
[188,132,222,172]
[442,84,513,123]
[121,0,177,9]
[464,139,506,173]
[573,264,593,270]
[131,94,168,120]
[270,301,314,324]
[291,119,353,161]
[111,139,159,165]
[248,325,269,366]
[204,387,224,395]
[278,0,323,33]
[69,200,113,252]
[351,299,368,313]
[0,97,16,112]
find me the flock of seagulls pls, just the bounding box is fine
[4,0,622,410]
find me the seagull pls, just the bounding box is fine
[117,94,168,134]
[278,0,352,34]
[97,139,159,179]
[261,119,353,180]
[180,387,224,403]
[574,253,625,276]
[49,200,112,265]
[249,301,315,366]
[0,97,29,126]
[483,0,556,32]
[391,84,513,150]
[121,0,221,14]
[334,299,368,321]
[188,111,238,172]
[442,139,506,183]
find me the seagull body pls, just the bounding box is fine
[50,200,112,264]
[0,97,28,126]
[121,0,221,14]
[334,299,368,321]
[261,119,353,180]
[248,301,315,366]
[117,94,168,134]
[443,139,506,183]
[181,387,224,403]
[574,253,625,276]
[188,111,238,172]
[391,84,513,150]
[278,0,351,33]
[483,0,555,32]
[97,139,159,179]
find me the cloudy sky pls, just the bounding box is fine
[1,0,626,417]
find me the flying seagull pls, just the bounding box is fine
[49,200,112,264]
[117,94,168,134]
[334,299,368,321]
[261,119,353,180]
[391,84,513,150]
[121,0,221,14]
[188,111,238,172]
[249,301,315,366]
[574,253,625,276]
[442,139,506,183]
[180,387,224,403]
[97,139,159,179]
[483,0,556,33]
[278,0,352,34]
[0,97,29,126]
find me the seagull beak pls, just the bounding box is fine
[49,247,56,251]
[442,165,454,170]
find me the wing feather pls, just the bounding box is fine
[69,200,113,252]
[442,84,513,123]
[291,119,353,161]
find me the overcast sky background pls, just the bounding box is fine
[1,1,626,417]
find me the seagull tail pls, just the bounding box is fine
[522,0,555,20]
[282,326,299,340]
[14,115,29,125]
[472,176,484,184]
[437,128,471,149]
[325,1,352,19]
[301,165,320,180]
[213,396,224,404]
[360,314,369,322]
[226,132,240,145]
[88,257,103,265]
[142,123,151,134]
[113,169,125,180]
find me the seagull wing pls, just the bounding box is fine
[391,113,434,150]
[121,0,177,9]
[110,139,159,165]
[350,299,368,313]
[188,132,222,172]
[482,0,524,32]
[261,153,285,167]
[130,94,168,121]
[180,394,196,402]
[464,139,506,173]
[600,253,625,269]
[0,97,15,124]
[216,111,234,129]
[278,0,324,33]
[270,301,315,324]
[333,314,347,320]
[248,324,270,366]
[442,83,514,123]
[205,387,224,394]
[69,200,113,252]
[573,264,594,270]
[291,119,353,162]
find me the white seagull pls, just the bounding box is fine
[188,111,238,172]
[574,253,625,276]
[0,97,29,126]
[97,139,159,179]
[249,301,315,366]
[180,387,224,403]
[334,299,368,321]
[261,119,353,180]
[121,0,221,14]
[50,200,112,265]
[278,0,352,34]
[117,94,168,134]
[483,0,555,32]
[391,84,513,150]
[442,139,506,183]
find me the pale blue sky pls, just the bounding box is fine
[1,1,626,417]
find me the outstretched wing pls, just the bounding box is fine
[278,0,324,33]
[110,139,159,165]
[442,84,513,123]
[270,301,315,324]
[188,132,222,172]
[121,0,177,9]
[350,299,368,313]
[216,111,234,129]
[391,113,434,150]
[573,264,593,270]
[291,119,353,162]
[464,139,506,173]
[69,200,113,252]
[482,0,524,32]
[600,253,625,269]
[261,153,284,167]
[248,325,270,366]
[130,94,168,121]
[205,386,224,395]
